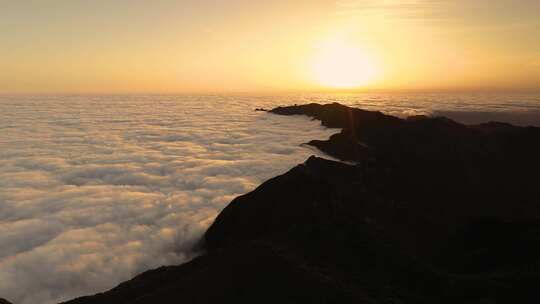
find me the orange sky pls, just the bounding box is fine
[1,0,539,94]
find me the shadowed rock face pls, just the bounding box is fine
[271,103,540,221]
[63,103,540,304]
[61,240,363,304]
[0,298,13,304]
[205,156,540,303]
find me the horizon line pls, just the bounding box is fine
[2,88,540,97]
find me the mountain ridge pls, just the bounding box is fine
[7,102,538,304]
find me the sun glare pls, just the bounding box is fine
[312,41,378,89]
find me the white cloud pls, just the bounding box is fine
[0,95,339,304]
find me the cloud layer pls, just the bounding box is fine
[1,93,538,304]
[0,95,340,304]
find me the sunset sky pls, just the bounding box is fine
[1,0,539,94]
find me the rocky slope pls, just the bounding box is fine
[57,103,540,304]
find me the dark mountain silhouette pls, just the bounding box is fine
[59,103,540,304]
[0,298,12,304]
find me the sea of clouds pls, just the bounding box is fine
[0,95,341,304]
[1,93,539,304]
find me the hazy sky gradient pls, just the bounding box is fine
[1,0,539,93]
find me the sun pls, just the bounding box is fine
[312,41,378,89]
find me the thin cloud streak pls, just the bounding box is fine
[334,0,540,24]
